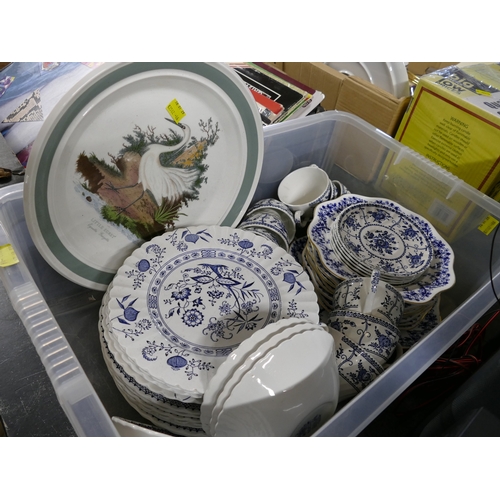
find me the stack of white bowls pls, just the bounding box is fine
[201,317,340,437]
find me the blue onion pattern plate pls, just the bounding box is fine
[107,225,319,398]
[99,288,207,436]
[308,195,455,304]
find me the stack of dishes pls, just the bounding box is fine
[99,225,320,435]
[200,317,339,437]
[303,194,455,347]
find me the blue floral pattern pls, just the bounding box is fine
[336,202,433,279]
[308,195,455,303]
[335,336,384,392]
[108,226,319,392]
[328,310,399,362]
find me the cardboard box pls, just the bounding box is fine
[406,62,458,76]
[378,63,500,240]
[395,63,500,194]
[270,62,412,137]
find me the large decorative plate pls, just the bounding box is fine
[107,225,319,398]
[308,195,455,304]
[24,62,264,290]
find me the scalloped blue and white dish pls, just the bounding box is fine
[333,201,433,283]
[107,225,319,399]
[308,195,455,304]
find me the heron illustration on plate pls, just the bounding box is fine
[75,116,220,240]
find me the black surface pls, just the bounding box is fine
[0,175,152,436]
[0,278,76,436]
[359,307,500,437]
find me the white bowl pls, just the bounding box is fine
[200,317,317,435]
[205,322,325,436]
[212,328,339,437]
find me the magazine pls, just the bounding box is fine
[229,62,324,125]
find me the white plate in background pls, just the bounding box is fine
[324,62,410,98]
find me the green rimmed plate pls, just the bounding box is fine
[24,62,263,290]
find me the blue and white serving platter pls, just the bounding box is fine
[24,62,264,291]
[106,225,319,399]
[308,195,455,304]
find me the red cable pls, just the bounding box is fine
[393,313,495,415]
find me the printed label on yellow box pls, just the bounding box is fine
[396,87,500,193]
[478,215,499,236]
[0,243,19,267]
[386,64,500,242]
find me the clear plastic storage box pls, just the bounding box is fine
[2,110,500,436]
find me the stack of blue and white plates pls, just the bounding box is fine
[99,225,320,435]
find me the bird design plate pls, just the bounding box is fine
[24,62,264,290]
[107,225,319,398]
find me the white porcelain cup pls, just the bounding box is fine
[278,165,334,226]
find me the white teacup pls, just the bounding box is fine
[278,165,335,226]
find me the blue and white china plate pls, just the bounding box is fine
[100,288,210,436]
[334,201,433,282]
[399,295,441,349]
[308,195,455,304]
[24,62,264,290]
[100,286,208,419]
[107,225,319,398]
[101,282,203,403]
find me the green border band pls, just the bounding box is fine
[35,62,261,286]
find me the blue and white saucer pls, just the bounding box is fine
[333,200,433,283]
[308,195,455,304]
